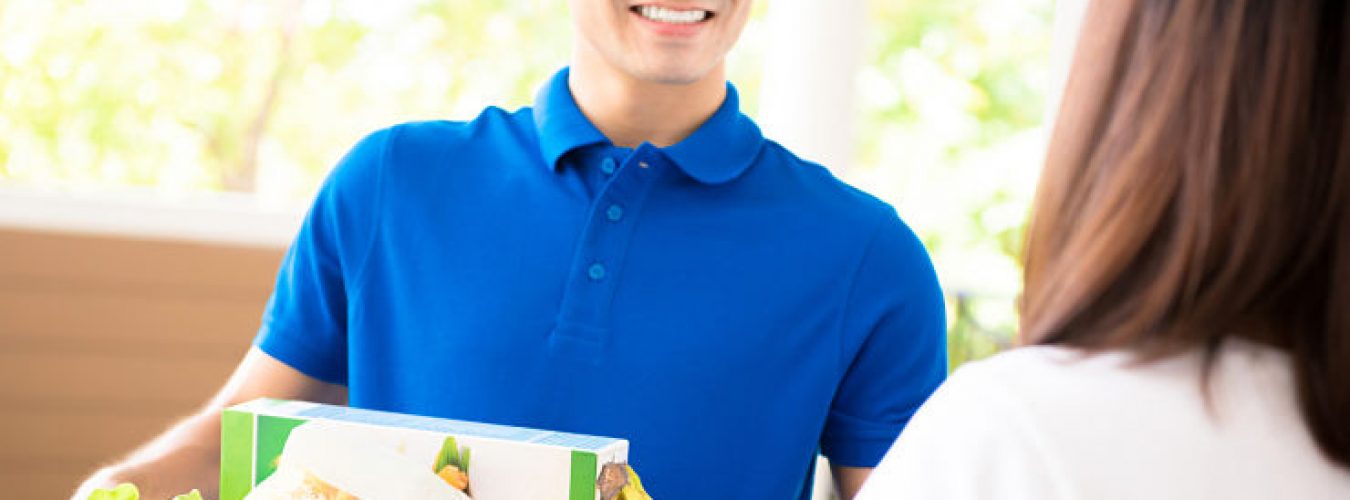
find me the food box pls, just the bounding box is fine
[220,398,630,500]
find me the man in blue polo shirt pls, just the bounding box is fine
[76,2,946,499]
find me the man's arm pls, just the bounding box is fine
[832,465,872,499]
[71,347,345,500]
[822,210,947,497]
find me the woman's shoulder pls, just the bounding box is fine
[932,344,1222,459]
[957,339,1293,402]
[941,345,1116,401]
[949,343,1212,402]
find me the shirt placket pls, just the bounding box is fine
[549,143,667,362]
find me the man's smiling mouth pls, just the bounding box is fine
[630,5,715,24]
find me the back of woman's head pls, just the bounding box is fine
[1023,0,1348,466]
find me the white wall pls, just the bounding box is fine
[757,0,867,175]
[1046,0,1091,126]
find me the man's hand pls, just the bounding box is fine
[69,347,346,500]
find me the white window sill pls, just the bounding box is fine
[0,187,302,249]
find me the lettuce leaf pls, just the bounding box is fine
[87,484,138,500]
[87,484,202,500]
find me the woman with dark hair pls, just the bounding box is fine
[858,0,1348,497]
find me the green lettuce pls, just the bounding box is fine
[87,484,202,500]
[87,484,137,500]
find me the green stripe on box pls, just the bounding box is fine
[220,409,254,500]
[569,450,598,500]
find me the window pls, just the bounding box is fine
[0,0,1066,368]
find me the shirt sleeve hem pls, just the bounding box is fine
[821,433,899,468]
[254,327,348,386]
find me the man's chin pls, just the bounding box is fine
[629,62,720,86]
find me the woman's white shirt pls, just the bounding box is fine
[857,340,1350,499]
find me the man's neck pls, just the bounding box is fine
[567,54,727,148]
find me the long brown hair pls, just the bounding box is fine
[1023,0,1348,467]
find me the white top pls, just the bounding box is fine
[858,340,1350,500]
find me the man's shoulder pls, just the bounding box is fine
[322,107,540,199]
[381,106,536,158]
[757,139,900,226]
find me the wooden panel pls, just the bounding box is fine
[0,227,284,498]
[0,348,244,407]
[0,289,265,349]
[0,468,90,500]
[0,408,182,463]
[0,229,283,291]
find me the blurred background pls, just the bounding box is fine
[0,0,1081,497]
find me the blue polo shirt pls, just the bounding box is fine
[256,68,946,499]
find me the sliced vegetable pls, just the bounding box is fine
[87,483,138,500]
[87,483,202,500]
[433,435,474,491]
[434,435,471,472]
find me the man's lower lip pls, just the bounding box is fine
[631,10,710,37]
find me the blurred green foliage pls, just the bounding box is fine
[859,0,1053,369]
[0,0,577,199]
[0,0,1053,370]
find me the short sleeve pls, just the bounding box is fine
[253,127,393,386]
[821,209,948,466]
[856,362,1070,500]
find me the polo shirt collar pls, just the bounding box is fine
[532,67,764,185]
[533,68,609,172]
[661,81,764,184]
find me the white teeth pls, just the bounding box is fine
[637,5,710,24]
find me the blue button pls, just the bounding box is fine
[600,158,617,175]
[587,263,606,281]
[606,204,624,222]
